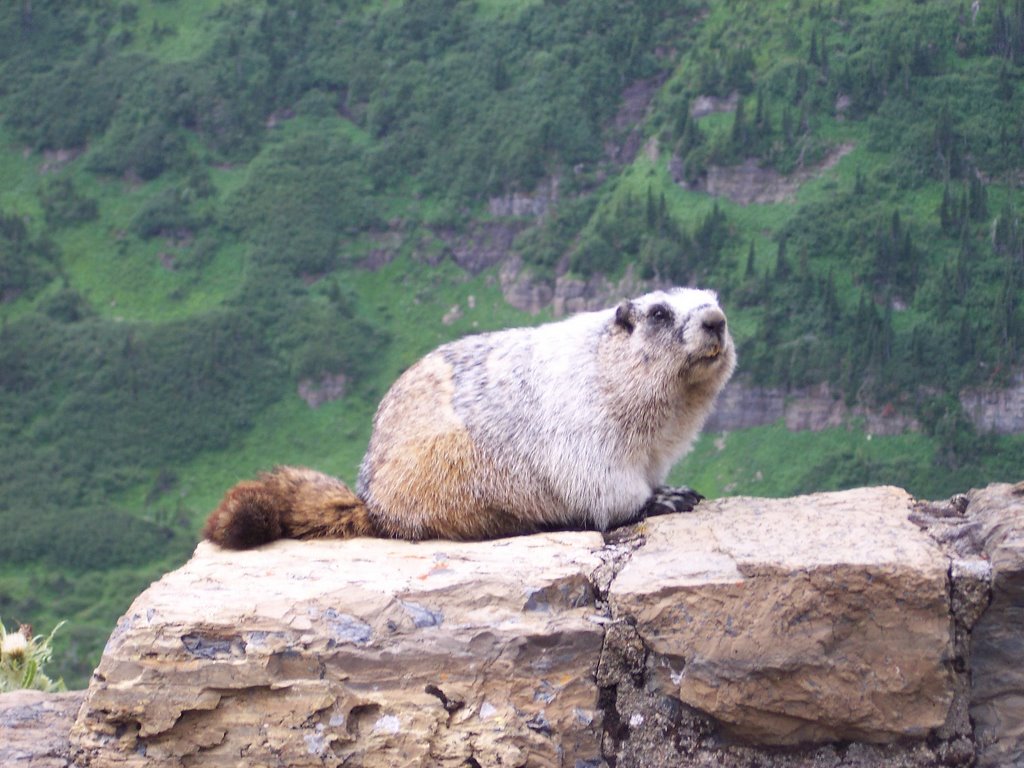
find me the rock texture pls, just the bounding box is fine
[0,690,85,767]
[488,177,560,219]
[960,371,1024,434]
[297,373,348,408]
[671,144,855,205]
[934,482,1024,767]
[437,220,528,274]
[610,488,953,746]
[4,483,1020,767]
[71,532,609,767]
[705,380,921,435]
[499,256,650,317]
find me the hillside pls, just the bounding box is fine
[1,0,1022,686]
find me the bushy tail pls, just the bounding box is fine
[203,466,376,549]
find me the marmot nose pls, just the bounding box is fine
[701,307,727,339]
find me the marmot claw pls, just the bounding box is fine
[640,485,705,518]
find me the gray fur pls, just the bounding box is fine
[357,287,736,538]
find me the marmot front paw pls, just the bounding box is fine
[640,485,705,518]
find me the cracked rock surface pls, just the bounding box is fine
[3,483,1020,767]
[0,691,85,767]
[71,531,608,766]
[610,486,954,746]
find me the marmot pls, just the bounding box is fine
[203,287,736,547]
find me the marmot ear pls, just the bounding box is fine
[614,299,635,334]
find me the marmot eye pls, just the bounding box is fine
[649,305,672,323]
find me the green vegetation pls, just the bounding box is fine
[673,424,1024,501]
[0,617,66,693]
[0,0,1021,687]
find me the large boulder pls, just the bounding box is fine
[958,483,1024,767]
[70,532,609,767]
[609,487,954,745]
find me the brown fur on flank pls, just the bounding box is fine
[203,466,376,549]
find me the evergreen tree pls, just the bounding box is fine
[968,174,988,221]
[955,223,973,299]
[994,199,1019,254]
[873,221,892,286]
[992,1,1013,59]
[934,105,962,179]
[996,249,1021,351]
[731,97,748,154]
[939,183,954,233]
[775,234,790,280]
[881,296,894,364]
[822,270,839,334]
[493,57,510,91]
[997,61,1014,100]
[753,86,772,148]
[678,110,704,155]
[901,229,917,285]
[798,100,810,137]
[793,65,809,105]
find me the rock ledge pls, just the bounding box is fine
[2,483,1021,767]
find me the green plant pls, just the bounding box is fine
[0,616,66,692]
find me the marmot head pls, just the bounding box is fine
[614,287,737,386]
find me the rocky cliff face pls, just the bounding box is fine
[702,375,1024,436]
[669,144,856,206]
[3,483,1022,767]
[960,371,1024,435]
[704,380,922,435]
